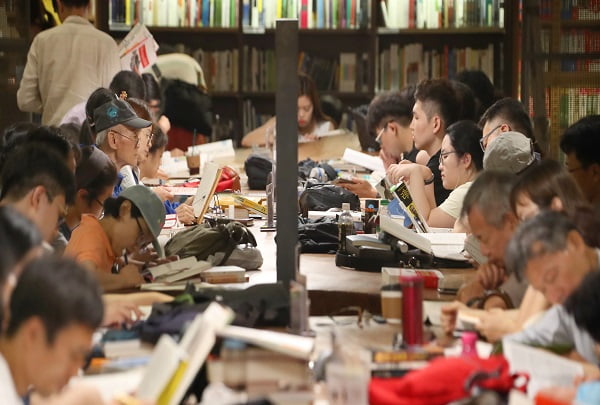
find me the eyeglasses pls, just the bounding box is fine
[111,129,140,147]
[479,124,502,151]
[375,120,394,144]
[135,217,152,247]
[439,150,459,165]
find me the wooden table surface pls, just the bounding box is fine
[246,221,475,316]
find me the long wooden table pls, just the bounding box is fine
[246,222,475,316]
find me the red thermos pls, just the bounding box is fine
[401,274,424,347]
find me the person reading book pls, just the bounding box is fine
[58,146,118,247]
[0,257,104,405]
[386,120,483,229]
[560,115,600,208]
[442,162,594,342]
[338,85,430,198]
[241,73,335,147]
[65,185,166,292]
[387,79,459,206]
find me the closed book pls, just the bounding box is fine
[201,265,246,283]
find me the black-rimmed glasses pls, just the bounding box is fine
[135,217,152,247]
[439,151,459,165]
[479,124,502,151]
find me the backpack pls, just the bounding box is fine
[244,154,273,190]
[164,222,258,267]
[298,184,360,217]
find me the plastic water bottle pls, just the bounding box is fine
[338,203,354,254]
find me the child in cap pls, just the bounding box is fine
[65,185,166,292]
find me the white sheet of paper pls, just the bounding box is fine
[503,340,584,398]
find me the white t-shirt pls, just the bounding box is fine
[0,353,24,405]
[438,181,473,219]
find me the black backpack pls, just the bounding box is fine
[244,154,273,190]
[298,184,360,217]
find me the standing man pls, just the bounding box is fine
[17,0,120,126]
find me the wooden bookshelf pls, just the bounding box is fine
[96,0,518,144]
[0,1,31,130]
[523,0,600,158]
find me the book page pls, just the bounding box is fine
[192,162,222,218]
[503,340,584,398]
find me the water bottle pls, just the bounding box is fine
[338,203,354,254]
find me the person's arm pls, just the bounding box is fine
[241,116,276,147]
[16,40,43,114]
[80,260,144,292]
[388,163,445,225]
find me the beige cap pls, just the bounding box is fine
[483,131,536,174]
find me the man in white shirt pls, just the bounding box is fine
[0,257,103,404]
[17,0,120,126]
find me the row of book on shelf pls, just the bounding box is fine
[540,29,600,73]
[109,0,372,29]
[551,87,600,129]
[242,0,371,29]
[377,43,494,91]
[241,49,370,93]
[539,0,600,20]
[109,0,239,28]
[379,0,504,29]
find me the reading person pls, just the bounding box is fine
[65,185,166,292]
[241,73,335,147]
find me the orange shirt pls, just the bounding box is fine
[65,214,115,274]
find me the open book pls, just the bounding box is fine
[147,257,245,285]
[389,181,430,233]
[503,340,584,398]
[380,215,467,261]
[341,148,386,173]
[137,303,234,404]
[192,162,222,218]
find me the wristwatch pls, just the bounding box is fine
[424,172,435,185]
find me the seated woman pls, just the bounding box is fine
[65,185,166,292]
[58,146,117,247]
[387,120,483,229]
[241,73,335,147]
[442,159,596,342]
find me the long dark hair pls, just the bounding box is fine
[298,73,333,130]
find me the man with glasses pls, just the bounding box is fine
[93,99,152,197]
[560,115,600,207]
[0,144,75,243]
[478,97,538,153]
[338,87,427,198]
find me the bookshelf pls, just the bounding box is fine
[0,1,31,131]
[522,0,600,158]
[97,0,517,145]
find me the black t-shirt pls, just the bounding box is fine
[428,149,451,206]
[403,145,419,163]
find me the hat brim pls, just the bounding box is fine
[122,116,152,129]
[152,238,165,259]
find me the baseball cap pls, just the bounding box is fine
[483,131,536,174]
[93,99,152,133]
[120,185,166,257]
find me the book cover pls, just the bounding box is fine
[390,181,430,233]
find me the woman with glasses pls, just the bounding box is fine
[57,146,118,252]
[65,185,166,292]
[393,120,484,229]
